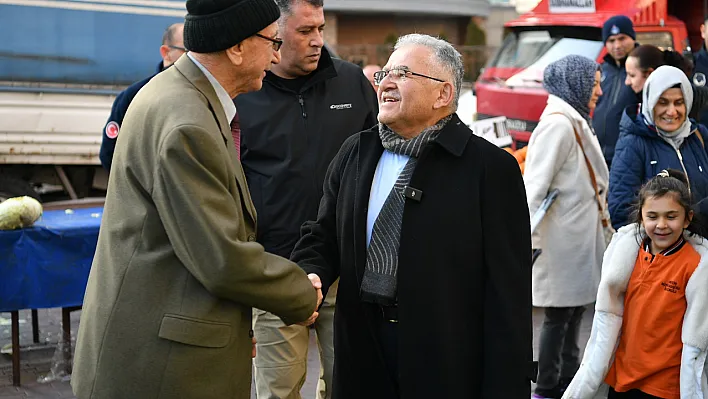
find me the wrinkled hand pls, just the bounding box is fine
[308,273,323,308]
[297,274,323,326]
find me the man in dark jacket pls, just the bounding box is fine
[291,33,533,399]
[234,0,377,397]
[692,18,708,126]
[593,15,638,168]
[99,22,185,172]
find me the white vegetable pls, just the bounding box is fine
[0,196,43,230]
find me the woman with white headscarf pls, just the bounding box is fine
[525,54,607,399]
[609,65,708,230]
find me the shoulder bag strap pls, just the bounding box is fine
[548,112,609,227]
[695,128,705,149]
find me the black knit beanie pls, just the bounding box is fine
[184,0,280,53]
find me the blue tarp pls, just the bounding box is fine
[0,207,102,312]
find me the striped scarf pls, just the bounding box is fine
[360,116,451,305]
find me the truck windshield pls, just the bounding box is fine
[489,29,604,87]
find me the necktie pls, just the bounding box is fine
[230,113,241,160]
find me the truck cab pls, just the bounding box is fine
[475,0,704,149]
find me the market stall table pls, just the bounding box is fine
[0,206,102,386]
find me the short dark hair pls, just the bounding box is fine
[274,0,323,17]
[162,23,183,46]
[630,169,704,237]
[629,44,693,77]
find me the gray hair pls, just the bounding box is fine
[274,0,323,18]
[394,34,464,110]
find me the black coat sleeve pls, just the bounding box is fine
[291,134,359,296]
[99,90,129,171]
[479,146,533,397]
[690,84,708,120]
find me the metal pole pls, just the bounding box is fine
[11,311,20,386]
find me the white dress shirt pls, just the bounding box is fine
[366,150,410,246]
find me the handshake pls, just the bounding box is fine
[297,273,323,326]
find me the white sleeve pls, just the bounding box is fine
[562,310,622,399]
[681,344,707,399]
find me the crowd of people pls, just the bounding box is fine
[66,1,708,398]
[528,14,708,399]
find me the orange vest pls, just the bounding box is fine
[605,238,700,399]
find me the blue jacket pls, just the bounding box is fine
[99,61,164,171]
[593,53,640,169]
[692,45,708,126]
[608,104,708,229]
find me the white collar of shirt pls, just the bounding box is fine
[187,52,237,123]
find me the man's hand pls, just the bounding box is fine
[297,274,323,326]
[297,310,319,326]
[308,273,323,308]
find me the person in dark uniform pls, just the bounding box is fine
[99,22,185,171]
[592,15,638,170]
[692,17,708,126]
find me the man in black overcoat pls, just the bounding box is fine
[292,33,534,398]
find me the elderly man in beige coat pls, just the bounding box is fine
[71,1,320,398]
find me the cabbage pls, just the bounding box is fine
[0,196,43,230]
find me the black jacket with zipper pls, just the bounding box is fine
[593,52,638,169]
[235,48,378,259]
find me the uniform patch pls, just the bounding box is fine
[694,72,706,87]
[610,25,620,35]
[330,103,352,110]
[106,121,120,139]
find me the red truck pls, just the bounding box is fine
[474,0,706,149]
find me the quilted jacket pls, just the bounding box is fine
[608,105,708,229]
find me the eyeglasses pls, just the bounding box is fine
[255,33,283,51]
[167,45,187,52]
[373,67,445,85]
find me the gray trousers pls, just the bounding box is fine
[535,306,586,396]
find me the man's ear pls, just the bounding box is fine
[159,45,170,63]
[433,82,454,110]
[225,42,245,66]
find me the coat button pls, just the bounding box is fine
[247,234,256,242]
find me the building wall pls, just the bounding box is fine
[328,12,471,67]
[486,5,520,49]
[514,0,542,13]
[332,13,470,46]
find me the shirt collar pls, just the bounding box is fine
[187,53,237,123]
[643,235,686,256]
